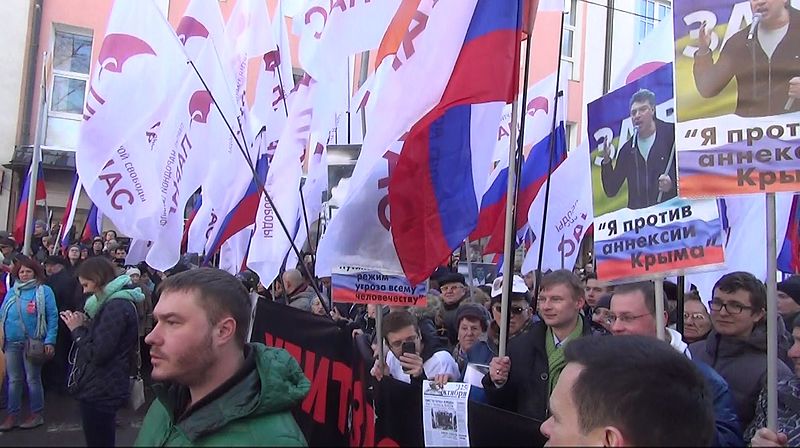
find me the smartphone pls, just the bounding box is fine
[401,341,416,374]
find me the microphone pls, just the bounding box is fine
[748,13,762,40]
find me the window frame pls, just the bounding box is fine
[560,0,579,81]
[636,0,671,43]
[49,24,93,121]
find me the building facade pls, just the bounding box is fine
[2,0,671,247]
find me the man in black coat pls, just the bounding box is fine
[600,89,677,210]
[43,255,83,393]
[482,271,596,423]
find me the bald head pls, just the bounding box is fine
[282,269,306,293]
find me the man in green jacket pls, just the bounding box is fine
[135,268,309,447]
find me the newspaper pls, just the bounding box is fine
[422,381,470,447]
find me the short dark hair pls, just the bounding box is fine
[159,268,252,348]
[76,256,118,288]
[630,88,656,108]
[12,255,46,283]
[612,281,668,317]
[540,269,584,300]
[713,271,766,311]
[381,310,419,341]
[564,335,714,446]
[793,313,800,330]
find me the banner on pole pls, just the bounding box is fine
[331,265,427,307]
[587,64,725,281]
[672,0,800,196]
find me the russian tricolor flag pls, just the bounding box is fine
[482,123,567,254]
[203,153,269,265]
[389,0,526,284]
[60,173,81,250]
[81,203,102,242]
[13,160,47,243]
[473,71,568,255]
[779,195,800,274]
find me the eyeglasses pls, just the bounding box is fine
[440,284,464,293]
[708,300,755,315]
[388,334,419,350]
[493,304,527,315]
[683,312,708,321]
[607,313,650,324]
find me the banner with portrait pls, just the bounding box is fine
[673,0,800,196]
[587,64,725,281]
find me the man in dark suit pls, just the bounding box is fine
[600,89,677,210]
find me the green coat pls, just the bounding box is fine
[135,343,309,447]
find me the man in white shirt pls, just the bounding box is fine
[371,310,459,384]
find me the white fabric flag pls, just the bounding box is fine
[220,226,253,274]
[250,0,293,145]
[285,134,329,270]
[77,0,212,270]
[316,141,405,277]
[247,78,315,287]
[294,0,401,81]
[521,143,593,274]
[191,0,270,256]
[147,0,242,269]
[125,239,153,266]
[327,0,477,222]
[611,14,673,90]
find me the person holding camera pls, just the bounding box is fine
[371,310,459,384]
[0,256,58,431]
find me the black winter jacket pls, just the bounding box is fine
[601,119,677,210]
[481,315,594,422]
[69,298,139,412]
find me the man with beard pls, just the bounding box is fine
[135,268,309,446]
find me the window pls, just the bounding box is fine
[561,0,578,80]
[636,0,670,43]
[51,28,92,116]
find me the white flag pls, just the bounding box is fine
[193,0,270,256]
[521,143,593,274]
[327,0,477,220]
[316,141,405,277]
[294,0,401,81]
[77,0,210,270]
[247,78,315,287]
[220,226,253,275]
[146,0,243,269]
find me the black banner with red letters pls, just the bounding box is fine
[251,300,545,447]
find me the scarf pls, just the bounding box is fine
[545,316,584,396]
[83,275,144,319]
[0,280,47,339]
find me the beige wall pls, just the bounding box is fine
[0,1,33,230]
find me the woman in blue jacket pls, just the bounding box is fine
[0,256,58,431]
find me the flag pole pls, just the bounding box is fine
[187,60,330,315]
[23,51,48,257]
[676,275,686,335]
[534,8,568,297]
[654,277,665,340]
[766,191,778,431]
[499,1,533,359]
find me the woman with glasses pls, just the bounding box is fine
[683,292,712,344]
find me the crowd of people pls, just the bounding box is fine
[1,223,799,446]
